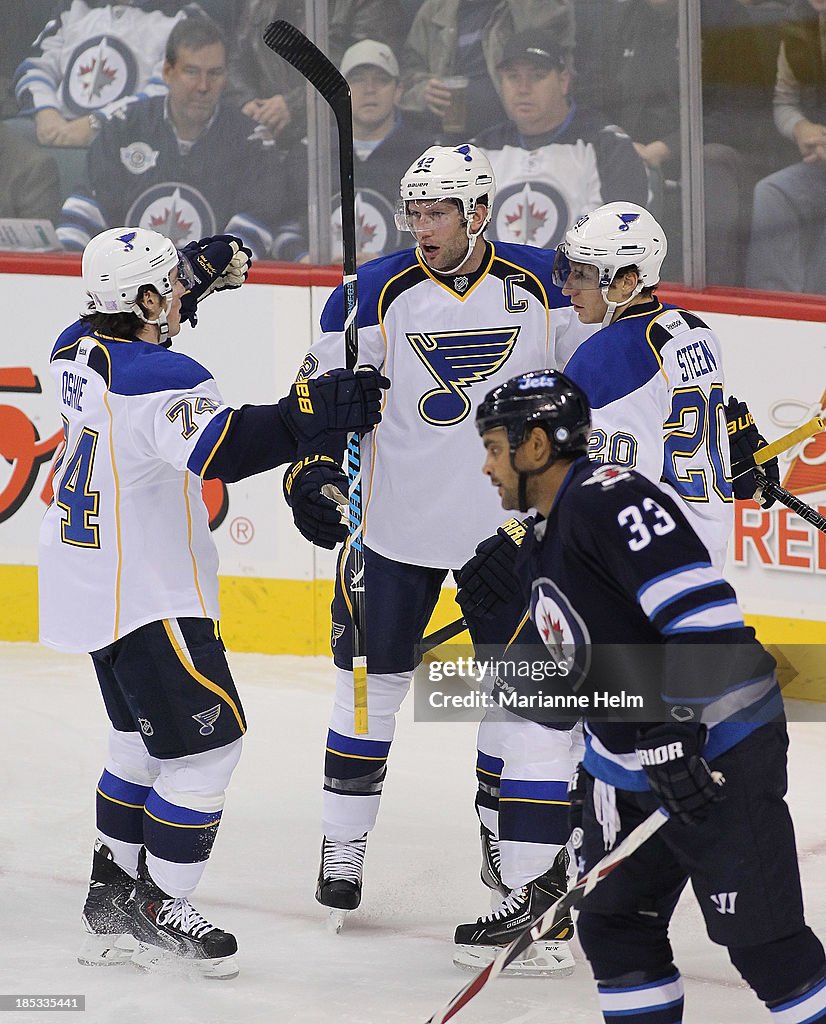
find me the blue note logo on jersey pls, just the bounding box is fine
[408,327,520,425]
[530,577,591,691]
[617,213,640,232]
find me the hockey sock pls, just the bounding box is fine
[142,788,221,898]
[499,778,570,889]
[96,769,149,876]
[597,969,684,1023]
[322,729,390,839]
[475,750,503,835]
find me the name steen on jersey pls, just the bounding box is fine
[675,338,718,383]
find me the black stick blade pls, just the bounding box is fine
[262,20,348,105]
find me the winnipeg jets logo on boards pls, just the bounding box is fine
[530,578,591,690]
[192,705,221,736]
[126,184,216,246]
[408,327,520,426]
[63,34,137,115]
[493,181,569,248]
[710,892,737,914]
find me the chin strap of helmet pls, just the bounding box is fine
[423,199,486,277]
[134,290,172,344]
[511,441,558,513]
[600,277,645,327]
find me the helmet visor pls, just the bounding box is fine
[175,250,198,291]
[394,198,464,232]
[551,249,602,290]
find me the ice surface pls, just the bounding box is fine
[2,642,824,1024]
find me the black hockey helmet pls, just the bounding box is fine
[475,369,591,456]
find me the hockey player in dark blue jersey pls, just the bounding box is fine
[38,225,388,978]
[470,368,826,1023]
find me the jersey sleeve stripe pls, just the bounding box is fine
[651,585,738,632]
[188,408,233,478]
[663,605,745,634]
[637,562,716,616]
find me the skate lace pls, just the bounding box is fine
[156,897,214,939]
[322,835,366,884]
[480,885,529,923]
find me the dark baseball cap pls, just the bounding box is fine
[497,30,568,72]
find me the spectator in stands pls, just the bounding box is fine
[227,0,404,144]
[57,16,283,258]
[474,30,648,249]
[273,38,432,263]
[399,0,574,139]
[0,121,61,224]
[13,0,204,148]
[745,0,826,294]
[0,0,55,120]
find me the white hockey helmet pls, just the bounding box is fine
[554,202,667,291]
[396,144,496,231]
[82,227,182,316]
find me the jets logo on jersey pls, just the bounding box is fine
[62,34,138,116]
[408,328,520,425]
[332,189,400,258]
[120,142,159,176]
[583,465,633,489]
[530,577,591,689]
[126,184,216,246]
[492,181,569,248]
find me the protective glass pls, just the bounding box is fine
[394,199,461,232]
[551,249,602,290]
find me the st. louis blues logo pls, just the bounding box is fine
[408,327,520,425]
[116,230,136,251]
[530,577,591,691]
[192,705,221,736]
[617,212,640,232]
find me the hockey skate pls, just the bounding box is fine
[77,840,137,967]
[130,849,238,979]
[453,849,575,978]
[479,824,508,901]
[315,833,367,934]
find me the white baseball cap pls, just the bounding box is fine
[340,39,399,79]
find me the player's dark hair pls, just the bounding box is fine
[79,285,160,339]
[165,15,225,65]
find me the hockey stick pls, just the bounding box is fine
[754,470,826,534]
[731,414,823,480]
[421,616,468,654]
[263,20,369,734]
[425,807,670,1024]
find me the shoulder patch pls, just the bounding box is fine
[582,464,634,489]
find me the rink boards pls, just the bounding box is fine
[0,257,824,692]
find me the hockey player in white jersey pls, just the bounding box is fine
[283,143,595,926]
[452,202,780,974]
[38,226,388,977]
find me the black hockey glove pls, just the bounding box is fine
[279,366,390,446]
[455,516,534,619]
[725,396,779,508]
[283,455,349,549]
[178,234,253,327]
[635,723,725,825]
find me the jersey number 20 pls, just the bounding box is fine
[663,383,732,503]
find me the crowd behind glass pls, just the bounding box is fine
[1,0,823,295]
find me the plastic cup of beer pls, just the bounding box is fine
[441,76,469,133]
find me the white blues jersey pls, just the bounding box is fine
[14,0,193,119]
[302,242,595,569]
[39,320,235,653]
[517,459,780,792]
[563,299,734,568]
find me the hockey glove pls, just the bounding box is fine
[635,723,725,825]
[455,516,534,619]
[179,235,253,327]
[725,396,779,508]
[279,366,389,446]
[283,455,349,549]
